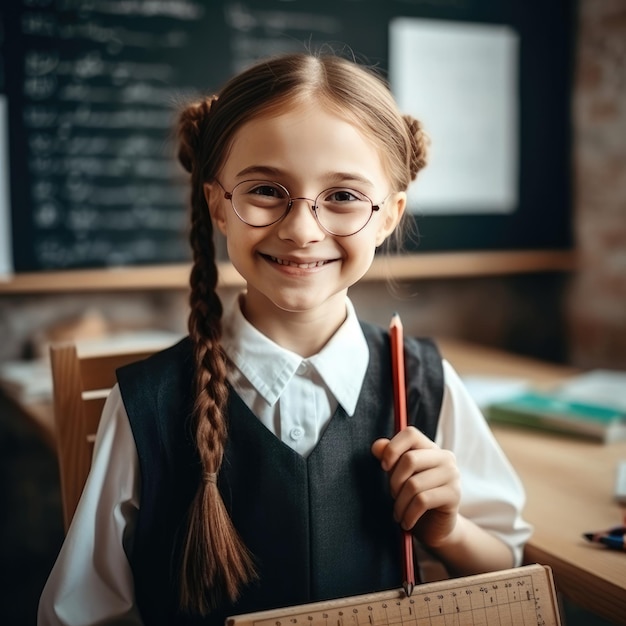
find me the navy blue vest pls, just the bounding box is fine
[117,322,443,625]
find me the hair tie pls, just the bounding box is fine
[204,472,217,484]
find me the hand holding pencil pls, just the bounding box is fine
[371,313,462,594]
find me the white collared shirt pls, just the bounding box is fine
[38,295,532,626]
[222,295,368,456]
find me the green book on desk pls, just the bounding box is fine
[486,392,626,443]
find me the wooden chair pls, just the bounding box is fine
[49,343,157,532]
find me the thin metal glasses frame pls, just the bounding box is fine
[214,179,385,237]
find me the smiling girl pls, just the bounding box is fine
[38,52,531,626]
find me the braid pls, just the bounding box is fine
[177,97,256,615]
[403,115,430,181]
[177,96,218,175]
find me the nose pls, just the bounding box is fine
[276,197,325,245]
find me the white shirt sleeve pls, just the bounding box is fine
[37,385,143,626]
[416,360,534,582]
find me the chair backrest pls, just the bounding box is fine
[49,343,157,532]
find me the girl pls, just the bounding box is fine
[38,52,531,625]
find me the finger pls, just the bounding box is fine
[388,448,452,498]
[371,438,390,461]
[393,461,460,527]
[398,484,460,532]
[379,426,437,472]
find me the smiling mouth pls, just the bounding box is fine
[264,254,332,269]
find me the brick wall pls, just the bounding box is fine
[566,0,626,368]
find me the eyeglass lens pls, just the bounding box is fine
[229,180,375,236]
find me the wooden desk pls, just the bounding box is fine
[439,338,626,625]
[6,338,625,623]
[494,426,625,625]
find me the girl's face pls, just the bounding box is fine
[205,101,405,336]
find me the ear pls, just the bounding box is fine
[375,192,406,246]
[204,182,228,235]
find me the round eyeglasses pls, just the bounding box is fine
[215,179,385,237]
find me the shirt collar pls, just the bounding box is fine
[221,294,369,415]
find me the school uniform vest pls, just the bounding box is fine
[117,321,444,626]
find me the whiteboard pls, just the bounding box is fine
[390,18,519,216]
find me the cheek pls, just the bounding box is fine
[224,222,262,256]
[344,232,378,263]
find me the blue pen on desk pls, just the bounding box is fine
[583,526,626,551]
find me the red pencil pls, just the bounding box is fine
[389,312,415,597]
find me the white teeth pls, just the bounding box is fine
[270,256,327,269]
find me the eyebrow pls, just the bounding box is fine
[235,165,283,179]
[234,165,375,188]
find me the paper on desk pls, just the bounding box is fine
[461,375,530,410]
[555,370,626,413]
[0,359,52,402]
[0,330,183,404]
[74,330,182,356]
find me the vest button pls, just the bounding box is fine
[289,427,304,440]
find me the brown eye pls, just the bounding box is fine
[249,184,287,199]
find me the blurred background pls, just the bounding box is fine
[0,0,625,624]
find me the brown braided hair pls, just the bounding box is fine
[174,51,429,615]
[176,96,257,614]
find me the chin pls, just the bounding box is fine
[270,298,318,314]
[265,289,338,315]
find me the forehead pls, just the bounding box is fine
[222,102,390,187]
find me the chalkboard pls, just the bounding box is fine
[0,0,575,273]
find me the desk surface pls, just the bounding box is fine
[439,338,626,625]
[7,337,625,624]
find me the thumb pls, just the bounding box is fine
[371,438,390,461]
